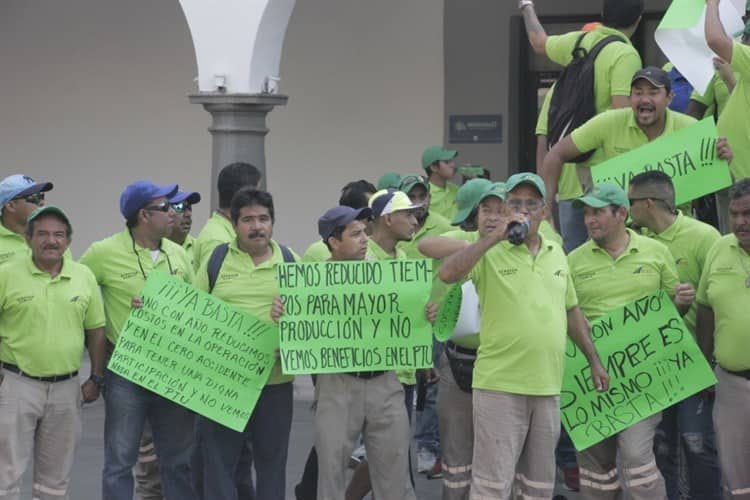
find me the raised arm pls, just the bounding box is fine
[705,0,733,62]
[520,1,548,56]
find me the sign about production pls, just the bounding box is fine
[277,260,433,374]
[590,118,732,205]
[107,271,278,432]
[561,291,717,451]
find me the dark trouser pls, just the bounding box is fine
[192,418,255,499]
[198,382,293,500]
[558,200,588,254]
[655,394,721,500]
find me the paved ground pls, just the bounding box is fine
[23,372,579,499]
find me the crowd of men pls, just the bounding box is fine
[1,0,750,499]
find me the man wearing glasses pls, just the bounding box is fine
[79,180,195,500]
[440,173,608,499]
[167,190,202,268]
[0,174,55,265]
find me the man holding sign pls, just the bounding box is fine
[541,67,733,214]
[568,183,693,499]
[439,173,608,500]
[697,178,750,500]
[194,189,298,500]
[628,171,722,500]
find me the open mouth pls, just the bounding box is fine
[637,105,655,121]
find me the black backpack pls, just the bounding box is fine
[206,242,296,293]
[547,33,623,163]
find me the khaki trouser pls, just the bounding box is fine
[437,351,474,500]
[314,371,415,500]
[577,413,666,500]
[0,371,81,500]
[714,367,750,499]
[470,389,559,500]
[134,422,162,500]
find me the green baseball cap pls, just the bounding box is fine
[398,174,429,194]
[27,205,71,226]
[478,182,507,203]
[573,183,630,211]
[376,172,402,190]
[505,172,546,198]
[451,178,492,225]
[421,146,458,169]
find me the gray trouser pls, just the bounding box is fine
[437,351,473,500]
[314,371,415,500]
[0,371,82,500]
[134,422,162,500]
[714,367,750,499]
[470,389,559,500]
[577,413,666,500]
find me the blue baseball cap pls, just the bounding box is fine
[120,180,178,219]
[0,174,53,212]
[318,206,372,241]
[169,190,201,205]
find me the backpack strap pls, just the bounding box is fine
[279,244,296,263]
[587,35,624,60]
[207,242,230,293]
[572,32,589,58]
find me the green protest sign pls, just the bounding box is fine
[107,271,278,432]
[561,290,717,451]
[590,118,732,205]
[434,283,462,341]
[277,259,433,374]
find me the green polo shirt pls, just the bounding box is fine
[302,240,331,262]
[718,41,750,180]
[696,235,750,371]
[545,26,641,115]
[690,71,734,119]
[642,212,720,335]
[536,87,584,201]
[183,234,197,269]
[194,239,298,385]
[568,229,680,321]
[366,239,414,384]
[0,256,105,376]
[79,229,193,344]
[0,222,73,266]
[469,234,576,395]
[193,212,235,271]
[571,108,697,169]
[429,182,460,221]
[539,220,563,247]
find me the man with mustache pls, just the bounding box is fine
[696,178,750,500]
[194,188,298,500]
[540,67,734,219]
[0,205,106,500]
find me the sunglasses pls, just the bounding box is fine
[143,201,171,213]
[170,202,192,214]
[13,192,45,205]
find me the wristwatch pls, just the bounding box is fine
[519,0,534,10]
[89,374,105,389]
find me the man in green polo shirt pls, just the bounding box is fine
[79,180,195,500]
[439,173,608,499]
[0,205,106,500]
[194,188,298,500]
[167,190,201,267]
[568,183,693,499]
[0,174,55,266]
[543,67,734,227]
[696,178,750,500]
[193,162,261,270]
[421,146,459,220]
[706,2,750,182]
[628,171,722,499]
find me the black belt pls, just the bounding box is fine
[346,371,385,379]
[0,362,78,383]
[722,366,750,380]
[446,341,477,357]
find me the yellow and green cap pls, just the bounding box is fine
[451,178,493,225]
[369,189,423,218]
[398,174,430,194]
[573,183,630,211]
[377,172,402,190]
[421,146,458,169]
[505,172,546,198]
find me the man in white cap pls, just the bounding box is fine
[0,174,54,265]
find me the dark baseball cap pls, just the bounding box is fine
[318,206,372,241]
[169,191,201,205]
[631,66,671,93]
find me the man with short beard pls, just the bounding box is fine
[541,67,733,217]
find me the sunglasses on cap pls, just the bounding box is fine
[143,201,171,213]
[170,202,192,213]
[13,192,45,205]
